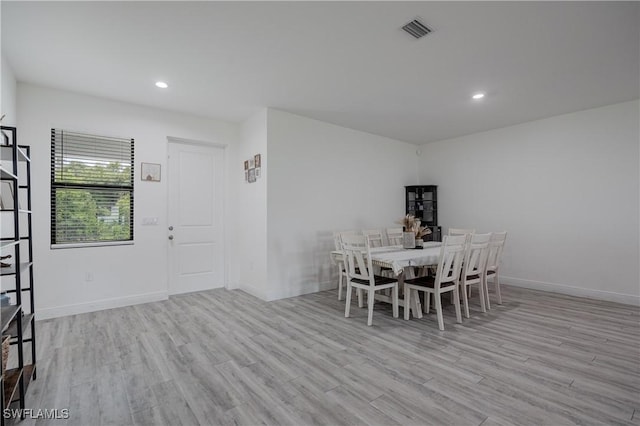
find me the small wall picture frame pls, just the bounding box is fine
[254,154,261,168]
[244,160,249,171]
[248,168,256,183]
[141,162,161,182]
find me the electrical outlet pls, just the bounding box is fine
[85,272,93,282]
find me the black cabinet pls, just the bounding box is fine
[405,185,441,241]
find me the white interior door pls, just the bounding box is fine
[168,140,225,295]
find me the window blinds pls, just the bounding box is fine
[51,129,134,246]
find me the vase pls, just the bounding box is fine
[402,232,415,249]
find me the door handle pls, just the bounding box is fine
[168,235,174,240]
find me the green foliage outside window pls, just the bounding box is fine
[54,161,132,243]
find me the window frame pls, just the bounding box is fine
[50,129,135,248]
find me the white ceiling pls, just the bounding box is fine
[2,1,638,145]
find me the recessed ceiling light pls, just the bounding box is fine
[472,92,485,100]
[155,81,168,89]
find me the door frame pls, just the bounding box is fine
[166,136,228,294]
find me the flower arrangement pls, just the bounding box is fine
[397,214,432,239]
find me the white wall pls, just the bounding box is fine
[420,100,640,305]
[16,83,636,316]
[1,55,17,126]
[230,109,269,299]
[13,84,426,315]
[17,83,240,318]
[266,109,418,300]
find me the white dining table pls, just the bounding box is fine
[331,242,442,318]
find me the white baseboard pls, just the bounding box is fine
[37,291,169,320]
[267,281,336,301]
[238,281,336,302]
[502,276,640,306]
[238,284,268,301]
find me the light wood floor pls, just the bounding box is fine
[14,285,640,426]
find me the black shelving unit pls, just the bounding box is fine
[1,126,35,425]
[405,185,441,241]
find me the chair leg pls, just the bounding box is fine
[453,286,462,324]
[461,282,470,319]
[367,290,375,326]
[392,285,399,318]
[338,268,344,301]
[495,272,503,305]
[484,275,491,311]
[425,292,431,314]
[404,285,411,320]
[344,282,352,318]
[357,288,363,308]
[412,290,423,319]
[435,293,445,331]
[478,281,487,313]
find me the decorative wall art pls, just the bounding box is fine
[141,162,161,182]
[243,153,262,183]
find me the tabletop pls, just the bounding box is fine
[331,242,442,276]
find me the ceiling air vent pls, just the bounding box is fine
[402,19,432,39]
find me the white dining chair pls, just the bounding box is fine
[362,229,384,248]
[449,228,475,237]
[460,233,491,318]
[442,228,470,299]
[385,227,404,246]
[333,231,360,301]
[403,235,465,330]
[342,233,399,326]
[447,228,477,300]
[333,232,347,301]
[485,231,508,306]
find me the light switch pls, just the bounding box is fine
[142,217,159,225]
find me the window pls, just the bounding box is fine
[51,129,134,247]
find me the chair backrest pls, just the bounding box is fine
[362,229,384,248]
[462,233,491,279]
[333,232,342,251]
[434,235,466,290]
[333,230,360,250]
[385,227,404,246]
[341,233,374,286]
[449,228,476,236]
[486,231,507,272]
